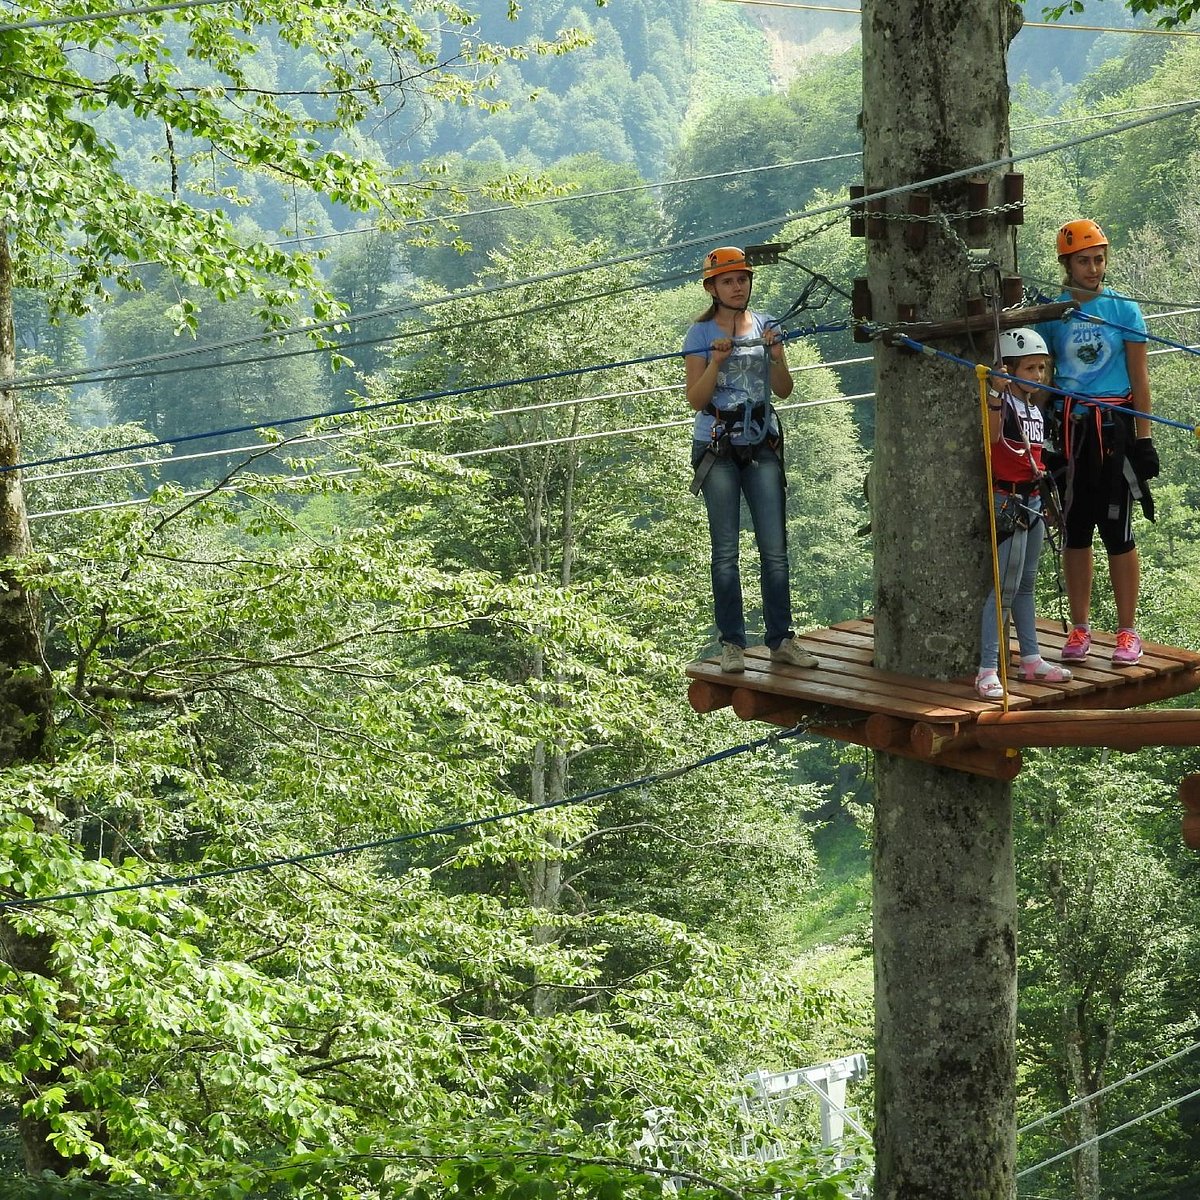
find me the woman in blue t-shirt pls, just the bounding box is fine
[1037,219,1158,667]
[683,246,817,674]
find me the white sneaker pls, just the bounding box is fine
[720,643,745,673]
[771,636,818,668]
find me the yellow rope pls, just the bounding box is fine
[978,363,1010,712]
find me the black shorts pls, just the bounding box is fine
[1063,479,1135,556]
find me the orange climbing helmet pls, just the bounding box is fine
[1057,219,1108,258]
[702,246,753,281]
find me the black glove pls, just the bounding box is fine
[1131,437,1160,481]
[1042,448,1068,481]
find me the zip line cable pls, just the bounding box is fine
[6,339,787,479]
[0,0,232,32]
[722,0,1200,36]
[29,321,1200,521]
[19,294,1193,497]
[1018,1037,1200,1135]
[27,391,878,521]
[0,722,811,912]
[1016,1083,1200,1180]
[73,148,868,265]
[22,356,873,487]
[88,97,1183,264]
[892,322,1200,437]
[12,94,1200,395]
[60,99,1199,265]
[15,295,1200,498]
[7,263,691,392]
[25,383,685,485]
[15,264,705,394]
[5,320,850,479]
[15,287,1200,494]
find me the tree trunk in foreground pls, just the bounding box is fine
[862,3,1024,1195]
[1,226,82,1174]
[0,226,51,761]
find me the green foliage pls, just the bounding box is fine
[0,462,855,1189]
[1083,41,1200,240]
[0,0,599,328]
[1043,0,1200,28]
[685,3,774,122]
[93,272,326,484]
[665,52,861,272]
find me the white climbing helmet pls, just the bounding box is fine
[998,328,1049,359]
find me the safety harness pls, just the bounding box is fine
[1055,394,1155,523]
[689,339,783,496]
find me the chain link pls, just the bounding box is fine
[855,200,1026,224]
[855,200,1026,264]
[789,213,849,244]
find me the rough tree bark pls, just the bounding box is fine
[0,226,51,762]
[862,3,1025,1196]
[0,228,90,1174]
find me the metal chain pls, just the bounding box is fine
[856,200,1027,224]
[789,213,848,244]
[856,200,1027,264]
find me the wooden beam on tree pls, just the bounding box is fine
[973,709,1200,750]
[879,300,1074,347]
[687,678,733,714]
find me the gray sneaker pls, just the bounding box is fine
[720,643,746,673]
[771,636,818,668]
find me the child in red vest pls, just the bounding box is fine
[976,329,1072,699]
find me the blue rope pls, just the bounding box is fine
[0,722,810,912]
[5,321,849,478]
[1068,305,1200,358]
[891,333,1199,435]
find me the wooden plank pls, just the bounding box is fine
[1180,775,1200,814]
[741,647,1017,718]
[974,708,1200,750]
[911,721,964,758]
[1032,619,1200,671]
[757,709,1022,780]
[688,678,733,714]
[878,301,1076,346]
[713,662,977,723]
[1041,667,1200,712]
[686,617,1200,777]
[1182,812,1200,852]
[865,714,913,750]
[730,687,824,721]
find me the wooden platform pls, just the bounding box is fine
[687,618,1200,780]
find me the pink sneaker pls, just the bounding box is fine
[1112,629,1143,665]
[1060,627,1092,661]
[1020,658,1073,683]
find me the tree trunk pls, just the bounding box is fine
[516,422,580,1017]
[1048,858,1106,1200]
[863,3,1023,1195]
[1,228,86,1174]
[0,226,51,764]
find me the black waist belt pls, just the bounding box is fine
[994,479,1038,498]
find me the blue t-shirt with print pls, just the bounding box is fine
[1036,288,1147,399]
[683,312,781,444]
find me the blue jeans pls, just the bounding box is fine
[979,491,1045,670]
[695,442,794,649]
